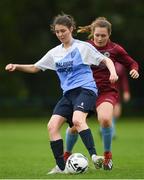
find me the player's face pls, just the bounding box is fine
[93,27,110,47]
[54,24,73,46]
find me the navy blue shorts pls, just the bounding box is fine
[53,87,96,127]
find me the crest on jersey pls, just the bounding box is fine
[103,52,110,57]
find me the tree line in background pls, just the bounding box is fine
[0,0,144,115]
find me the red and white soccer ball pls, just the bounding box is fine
[65,153,88,174]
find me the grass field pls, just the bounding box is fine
[0,117,144,179]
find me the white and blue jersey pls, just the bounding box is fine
[34,39,106,95]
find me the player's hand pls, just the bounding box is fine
[5,64,17,72]
[129,69,139,79]
[109,74,118,83]
[123,91,131,102]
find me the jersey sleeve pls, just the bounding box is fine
[116,45,139,71]
[80,42,105,65]
[34,50,55,71]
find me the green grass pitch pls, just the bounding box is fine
[0,117,144,179]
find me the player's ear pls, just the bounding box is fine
[70,26,74,33]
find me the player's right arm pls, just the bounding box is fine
[5,64,41,73]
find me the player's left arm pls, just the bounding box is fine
[102,57,118,83]
[82,43,118,83]
[116,45,139,79]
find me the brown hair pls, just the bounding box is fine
[50,13,76,33]
[77,17,112,38]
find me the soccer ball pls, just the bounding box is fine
[65,153,88,174]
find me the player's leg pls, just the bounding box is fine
[47,95,74,174]
[72,110,103,169]
[47,114,66,174]
[64,126,78,161]
[97,102,113,170]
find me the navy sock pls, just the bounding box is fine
[50,139,65,170]
[79,129,96,156]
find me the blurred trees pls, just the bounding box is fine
[0,0,144,115]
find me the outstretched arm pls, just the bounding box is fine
[5,64,41,73]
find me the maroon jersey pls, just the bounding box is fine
[88,40,139,94]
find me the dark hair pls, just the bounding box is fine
[50,13,76,33]
[77,17,112,38]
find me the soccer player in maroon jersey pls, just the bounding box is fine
[112,62,131,138]
[64,17,139,170]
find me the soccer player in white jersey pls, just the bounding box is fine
[5,13,118,174]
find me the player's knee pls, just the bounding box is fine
[69,126,78,134]
[47,122,51,132]
[72,118,82,128]
[99,115,111,127]
[47,122,56,134]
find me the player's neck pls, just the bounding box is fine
[63,38,74,49]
